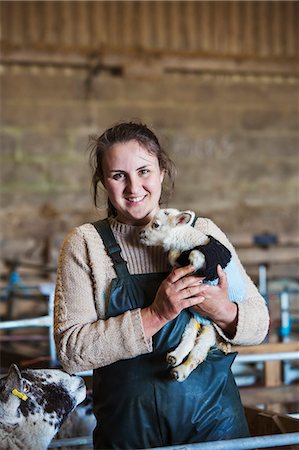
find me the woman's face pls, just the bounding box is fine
[102,140,165,226]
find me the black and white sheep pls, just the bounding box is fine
[53,392,95,450]
[0,364,86,450]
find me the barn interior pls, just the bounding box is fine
[0,1,298,449]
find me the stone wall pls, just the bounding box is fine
[0,1,298,267]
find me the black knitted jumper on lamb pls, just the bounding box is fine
[174,235,232,281]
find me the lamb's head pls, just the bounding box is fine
[140,208,196,251]
[0,364,86,449]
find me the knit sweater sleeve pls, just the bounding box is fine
[195,218,270,345]
[54,226,151,374]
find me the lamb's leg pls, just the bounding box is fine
[166,318,200,367]
[168,249,181,267]
[170,324,216,382]
[189,249,206,270]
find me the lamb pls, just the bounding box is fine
[140,208,245,382]
[0,364,86,450]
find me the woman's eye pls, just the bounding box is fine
[113,173,125,181]
[140,169,150,176]
[152,222,160,229]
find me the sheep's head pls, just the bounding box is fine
[140,208,195,249]
[0,364,86,449]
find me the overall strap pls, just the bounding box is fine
[191,215,198,227]
[92,219,129,278]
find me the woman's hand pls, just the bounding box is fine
[141,265,207,340]
[191,265,238,338]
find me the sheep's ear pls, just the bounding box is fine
[175,211,194,226]
[6,364,23,393]
[0,364,23,416]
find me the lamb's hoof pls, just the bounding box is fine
[166,353,177,366]
[170,369,186,382]
[170,369,179,380]
[218,342,231,355]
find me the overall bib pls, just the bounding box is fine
[92,220,249,449]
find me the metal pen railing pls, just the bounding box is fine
[49,432,299,449]
[0,283,56,363]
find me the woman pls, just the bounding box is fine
[54,121,269,449]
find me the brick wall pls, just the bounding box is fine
[0,1,298,266]
[1,66,298,262]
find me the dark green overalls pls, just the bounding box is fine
[92,220,249,449]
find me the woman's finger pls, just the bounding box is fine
[174,276,205,293]
[185,277,206,287]
[183,295,207,310]
[217,264,228,289]
[180,283,210,301]
[168,265,196,283]
[168,267,206,288]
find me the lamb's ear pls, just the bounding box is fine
[175,211,195,226]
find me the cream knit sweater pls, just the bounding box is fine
[54,217,270,374]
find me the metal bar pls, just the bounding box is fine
[76,370,93,377]
[280,291,293,384]
[258,264,268,301]
[49,432,299,449]
[49,436,92,448]
[280,291,291,340]
[236,351,299,363]
[48,288,56,362]
[0,316,52,329]
[149,432,299,450]
[0,282,57,363]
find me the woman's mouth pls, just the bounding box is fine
[126,196,146,204]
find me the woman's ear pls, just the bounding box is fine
[160,169,166,183]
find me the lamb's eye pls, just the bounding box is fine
[152,222,159,229]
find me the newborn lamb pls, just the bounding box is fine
[140,208,245,381]
[0,364,86,450]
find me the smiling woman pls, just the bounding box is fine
[54,120,269,449]
[101,140,165,226]
[89,121,176,221]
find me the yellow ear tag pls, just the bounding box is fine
[12,389,28,401]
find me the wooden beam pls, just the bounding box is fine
[1,51,298,77]
[264,360,282,387]
[240,384,299,406]
[234,342,299,388]
[233,342,299,355]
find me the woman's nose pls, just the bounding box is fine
[126,175,139,193]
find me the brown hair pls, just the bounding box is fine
[89,121,176,216]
